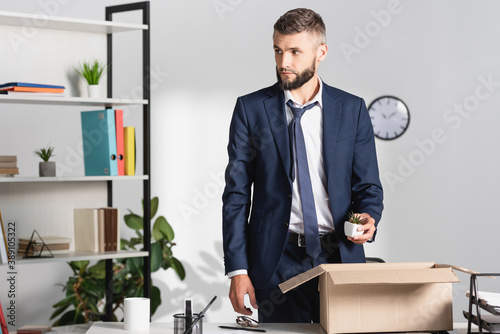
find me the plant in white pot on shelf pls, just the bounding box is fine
[75,60,109,98]
[34,145,56,177]
[344,211,365,238]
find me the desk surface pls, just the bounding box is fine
[87,322,324,334]
[86,322,473,334]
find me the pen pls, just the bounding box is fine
[218,325,267,332]
[183,296,217,334]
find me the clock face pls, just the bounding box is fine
[368,96,410,140]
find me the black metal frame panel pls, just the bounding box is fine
[104,1,151,321]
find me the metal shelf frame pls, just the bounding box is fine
[104,1,151,321]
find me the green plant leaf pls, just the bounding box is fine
[170,257,186,280]
[151,197,159,218]
[150,285,162,315]
[126,257,144,278]
[124,213,143,230]
[150,242,162,272]
[153,216,174,242]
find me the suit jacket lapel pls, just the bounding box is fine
[264,84,292,183]
[322,84,342,176]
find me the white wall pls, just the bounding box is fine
[1,0,500,329]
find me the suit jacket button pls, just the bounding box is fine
[284,221,289,227]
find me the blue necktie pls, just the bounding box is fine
[287,100,321,259]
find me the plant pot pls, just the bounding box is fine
[39,161,56,177]
[344,221,363,238]
[88,84,100,98]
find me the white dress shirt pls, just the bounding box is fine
[285,78,335,235]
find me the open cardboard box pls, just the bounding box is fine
[279,262,472,334]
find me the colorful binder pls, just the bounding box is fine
[115,109,125,175]
[81,109,118,176]
[124,126,136,176]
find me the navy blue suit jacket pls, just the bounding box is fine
[222,82,383,289]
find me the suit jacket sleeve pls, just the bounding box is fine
[222,97,255,274]
[350,98,383,233]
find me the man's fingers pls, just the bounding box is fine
[229,275,256,315]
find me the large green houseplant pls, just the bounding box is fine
[51,197,185,325]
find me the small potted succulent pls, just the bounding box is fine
[34,145,56,177]
[75,59,109,98]
[344,211,365,238]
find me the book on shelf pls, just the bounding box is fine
[0,298,8,334]
[0,156,19,176]
[0,90,65,97]
[17,325,52,334]
[0,168,19,175]
[0,82,64,89]
[0,82,65,94]
[0,156,17,162]
[115,109,125,176]
[124,126,136,176]
[81,109,118,176]
[74,207,120,252]
[18,241,69,252]
[0,209,9,264]
[74,208,99,252]
[18,235,71,245]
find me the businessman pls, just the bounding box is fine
[222,8,383,322]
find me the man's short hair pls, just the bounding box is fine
[273,8,326,46]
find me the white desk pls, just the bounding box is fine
[86,322,472,334]
[86,322,325,334]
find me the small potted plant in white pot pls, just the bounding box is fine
[344,211,365,238]
[75,60,109,98]
[34,145,56,177]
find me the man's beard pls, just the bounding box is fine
[276,60,316,91]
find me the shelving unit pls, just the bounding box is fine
[0,1,151,322]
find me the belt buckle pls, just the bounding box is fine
[297,234,305,247]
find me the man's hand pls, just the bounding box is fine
[229,274,258,316]
[347,213,376,245]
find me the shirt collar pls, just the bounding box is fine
[284,76,323,109]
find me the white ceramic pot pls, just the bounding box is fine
[344,221,364,238]
[87,84,100,98]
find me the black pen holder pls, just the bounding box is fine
[173,313,204,334]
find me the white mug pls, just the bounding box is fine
[124,297,150,330]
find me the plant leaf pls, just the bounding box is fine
[170,257,186,280]
[153,216,174,242]
[150,242,162,272]
[124,213,143,230]
[150,285,162,315]
[150,197,159,218]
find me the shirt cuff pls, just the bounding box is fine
[227,269,248,278]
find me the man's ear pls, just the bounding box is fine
[317,43,328,63]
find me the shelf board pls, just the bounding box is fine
[0,95,148,106]
[7,250,149,266]
[0,11,148,34]
[0,175,149,183]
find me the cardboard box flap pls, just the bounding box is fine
[328,268,460,285]
[279,265,325,293]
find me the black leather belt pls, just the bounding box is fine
[288,232,336,247]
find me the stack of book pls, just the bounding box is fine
[0,82,65,96]
[74,207,120,252]
[17,325,52,334]
[464,290,500,332]
[81,109,135,176]
[0,155,19,176]
[18,235,71,256]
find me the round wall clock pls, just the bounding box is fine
[367,96,410,140]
